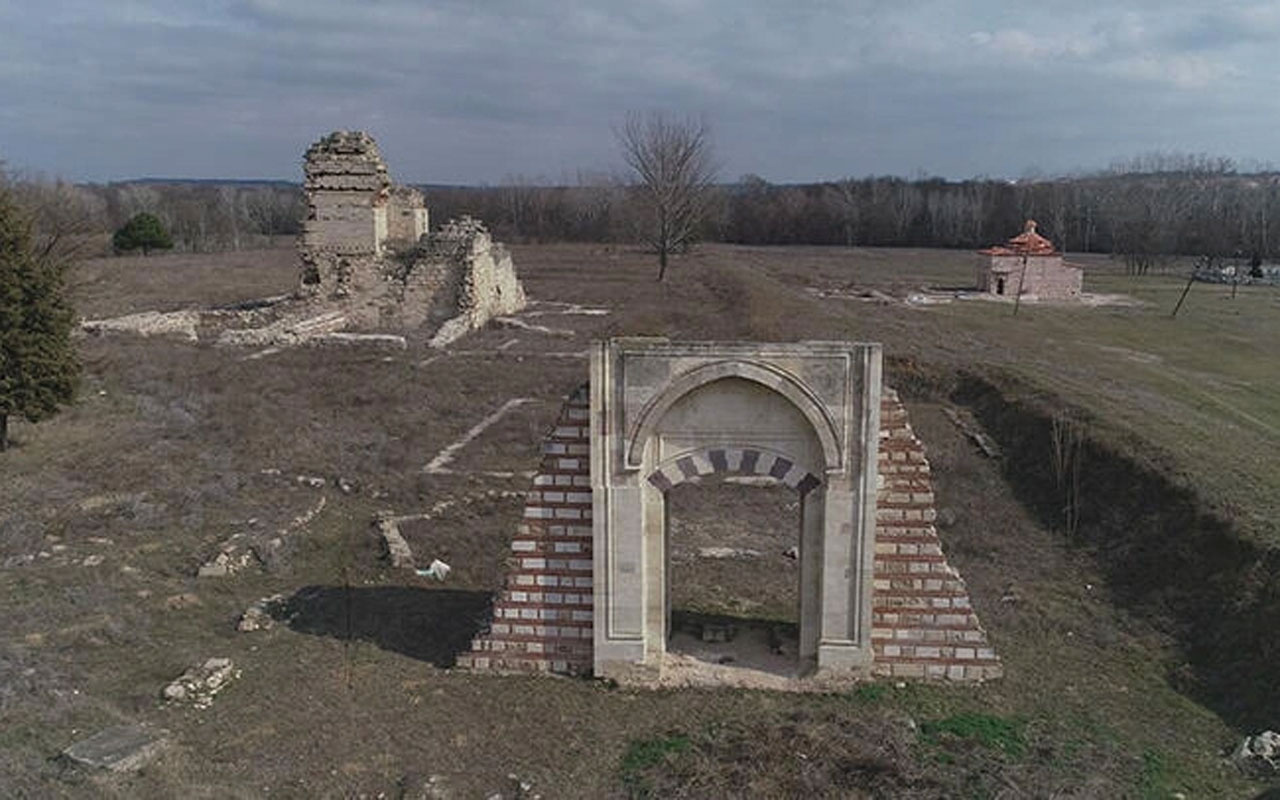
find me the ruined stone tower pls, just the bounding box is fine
[300,131,393,296]
[294,130,525,341]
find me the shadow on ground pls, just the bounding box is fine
[278,585,492,667]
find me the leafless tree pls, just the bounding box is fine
[826,177,862,246]
[6,173,106,266]
[615,111,717,280]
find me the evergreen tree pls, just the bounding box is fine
[112,211,173,255]
[0,186,79,451]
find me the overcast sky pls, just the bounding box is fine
[2,1,1278,184]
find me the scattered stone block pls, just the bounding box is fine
[162,658,239,709]
[238,593,286,632]
[197,543,259,578]
[375,514,415,569]
[63,724,170,772]
[1231,730,1279,776]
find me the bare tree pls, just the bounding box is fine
[615,111,717,280]
[7,174,106,266]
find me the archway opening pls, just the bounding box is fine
[664,473,805,678]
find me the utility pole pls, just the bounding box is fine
[1013,252,1028,317]
[1171,271,1196,318]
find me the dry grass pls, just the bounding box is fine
[0,242,1275,797]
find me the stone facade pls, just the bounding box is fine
[297,130,525,335]
[386,185,429,245]
[460,340,999,683]
[977,220,1083,300]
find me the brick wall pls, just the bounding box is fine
[461,383,1001,682]
[457,385,595,674]
[873,389,1002,681]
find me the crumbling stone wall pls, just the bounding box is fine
[296,131,525,336]
[417,217,527,345]
[386,185,428,245]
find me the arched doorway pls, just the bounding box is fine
[648,441,824,675]
[590,340,882,681]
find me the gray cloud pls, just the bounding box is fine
[0,1,1276,183]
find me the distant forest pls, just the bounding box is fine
[18,152,1280,273]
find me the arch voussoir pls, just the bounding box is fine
[646,446,822,494]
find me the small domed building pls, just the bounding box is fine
[977,220,1082,300]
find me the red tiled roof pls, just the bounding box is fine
[979,219,1058,256]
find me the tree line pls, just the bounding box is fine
[4,178,304,256]
[8,153,1280,273]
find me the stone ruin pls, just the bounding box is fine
[296,130,526,341]
[457,339,1001,687]
[82,130,525,349]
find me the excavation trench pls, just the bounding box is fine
[895,359,1280,730]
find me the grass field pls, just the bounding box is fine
[1,241,1277,797]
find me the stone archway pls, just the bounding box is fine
[589,339,883,680]
[647,443,823,672]
[459,339,1002,685]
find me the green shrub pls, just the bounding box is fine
[113,212,173,255]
